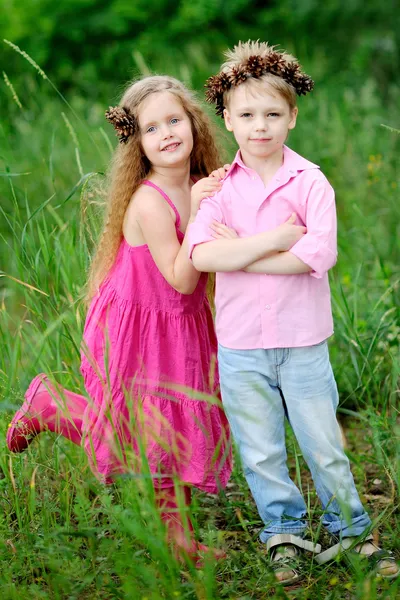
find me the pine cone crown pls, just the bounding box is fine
[205,42,314,117]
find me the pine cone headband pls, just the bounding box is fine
[105,106,136,143]
[205,50,314,117]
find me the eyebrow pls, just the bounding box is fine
[235,106,282,113]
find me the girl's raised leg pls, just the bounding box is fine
[7,374,87,452]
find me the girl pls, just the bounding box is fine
[7,75,234,561]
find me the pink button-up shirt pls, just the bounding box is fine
[188,145,337,350]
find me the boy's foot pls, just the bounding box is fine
[354,538,399,579]
[315,534,399,580]
[270,544,303,585]
[267,534,321,586]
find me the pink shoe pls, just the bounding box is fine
[7,375,85,453]
[7,374,51,452]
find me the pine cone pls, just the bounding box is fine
[264,52,286,76]
[205,73,230,99]
[283,62,300,86]
[295,75,315,96]
[205,72,231,116]
[228,66,248,86]
[105,106,136,143]
[215,98,225,118]
[205,76,220,102]
[245,55,265,78]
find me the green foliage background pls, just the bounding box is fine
[1,0,399,409]
[0,3,399,598]
[2,0,400,95]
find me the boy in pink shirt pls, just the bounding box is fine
[188,41,398,584]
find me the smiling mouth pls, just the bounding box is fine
[161,142,181,151]
[250,138,272,142]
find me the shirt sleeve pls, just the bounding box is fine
[187,190,225,259]
[289,175,337,279]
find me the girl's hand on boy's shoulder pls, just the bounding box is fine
[190,176,223,217]
[209,164,231,180]
[210,220,239,240]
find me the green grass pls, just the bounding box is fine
[0,54,399,598]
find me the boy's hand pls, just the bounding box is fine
[273,213,307,251]
[210,220,239,239]
[190,176,222,217]
[209,164,231,180]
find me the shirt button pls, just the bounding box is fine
[265,304,271,310]
[252,176,257,181]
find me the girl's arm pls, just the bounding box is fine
[133,187,201,294]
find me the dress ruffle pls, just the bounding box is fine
[80,239,232,491]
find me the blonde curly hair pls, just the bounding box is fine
[86,75,222,302]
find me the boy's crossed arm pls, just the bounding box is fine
[209,220,310,274]
[246,249,311,275]
[190,214,305,273]
[190,178,337,278]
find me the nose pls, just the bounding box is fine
[254,117,267,131]
[160,124,173,139]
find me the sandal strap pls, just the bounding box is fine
[315,539,354,564]
[266,534,321,554]
[366,549,395,566]
[315,534,381,566]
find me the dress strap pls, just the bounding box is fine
[142,180,181,229]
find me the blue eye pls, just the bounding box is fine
[146,125,156,133]
[170,118,179,124]
[268,113,280,117]
[240,113,252,118]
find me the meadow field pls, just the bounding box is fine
[0,40,399,599]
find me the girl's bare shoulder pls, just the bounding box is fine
[127,183,173,223]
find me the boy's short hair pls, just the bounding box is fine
[224,73,297,111]
[206,40,314,117]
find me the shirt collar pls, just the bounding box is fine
[225,145,319,179]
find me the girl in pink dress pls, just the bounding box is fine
[7,75,232,561]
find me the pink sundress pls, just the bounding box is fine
[80,181,232,490]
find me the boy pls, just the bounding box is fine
[188,41,398,584]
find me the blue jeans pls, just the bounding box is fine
[218,341,371,543]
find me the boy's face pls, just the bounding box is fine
[223,82,298,162]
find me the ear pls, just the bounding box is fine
[288,107,298,131]
[223,108,233,132]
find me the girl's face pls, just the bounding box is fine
[138,91,193,169]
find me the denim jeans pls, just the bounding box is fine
[217,341,371,543]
